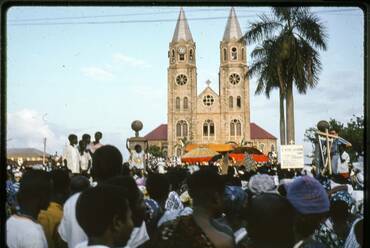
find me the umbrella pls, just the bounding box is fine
[210,154,223,162]
[231,146,263,155]
[229,146,269,164]
[181,147,220,164]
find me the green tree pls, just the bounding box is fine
[245,7,327,144]
[304,116,364,161]
[147,145,164,158]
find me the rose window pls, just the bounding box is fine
[203,95,214,106]
[229,73,241,85]
[176,74,188,85]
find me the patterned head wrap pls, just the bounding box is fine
[165,191,184,211]
[224,186,248,215]
[331,190,353,207]
[248,174,276,195]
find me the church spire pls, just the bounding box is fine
[172,8,193,42]
[222,7,242,41]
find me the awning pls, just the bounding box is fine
[185,143,235,153]
[181,147,220,163]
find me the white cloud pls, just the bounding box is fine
[7,109,67,154]
[81,66,114,81]
[113,53,151,68]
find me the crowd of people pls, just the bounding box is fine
[5,133,364,248]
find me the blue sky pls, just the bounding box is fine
[6,6,364,161]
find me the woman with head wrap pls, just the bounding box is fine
[313,189,355,248]
[210,185,249,244]
[284,176,329,248]
[247,174,276,197]
[244,193,296,248]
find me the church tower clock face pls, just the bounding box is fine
[229,73,241,85]
[178,47,186,54]
[176,74,188,85]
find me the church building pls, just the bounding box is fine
[145,8,277,157]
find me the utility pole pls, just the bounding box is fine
[43,137,47,165]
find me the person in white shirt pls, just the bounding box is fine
[58,145,123,248]
[79,140,92,177]
[75,185,134,248]
[130,145,145,170]
[63,134,80,174]
[82,133,92,155]
[90,131,104,154]
[336,144,350,179]
[6,169,51,248]
[58,145,150,248]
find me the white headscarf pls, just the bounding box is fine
[344,218,362,248]
[124,221,150,248]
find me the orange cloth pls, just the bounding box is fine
[185,143,234,152]
[229,153,269,163]
[37,202,63,248]
[181,157,213,163]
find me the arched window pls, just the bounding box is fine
[241,48,245,60]
[237,96,241,108]
[182,122,188,137]
[271,144,275,152]
[229,96,233,108]
[176,148,182,157]
[176,122,182,137]
[179,53,185,61]
[236,121,242,136]
[223,48,227,61]
[231,47,238,60]
[230,121,235,136]
[176,97,181,109]
[183,97,188,109]
[176,120,188,138]
[189,49,193,62]
[230,119,242,136]
[171,49,175,63]
[203,120,215,137]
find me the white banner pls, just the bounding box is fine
[280,145,304,169]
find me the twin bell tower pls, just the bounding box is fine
[167,8,251,157]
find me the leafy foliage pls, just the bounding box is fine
[245,7,327,143]
[304,116,364,161]
[148,145,165,158]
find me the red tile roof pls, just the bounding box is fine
[250,122,277,139]
[144,124,168,140]
[144,123,276,141]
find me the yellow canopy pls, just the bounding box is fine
[185,143,235,153]
[182,147,220,158]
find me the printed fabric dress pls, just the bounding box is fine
[313,218,351,248]
[147,215,215,248]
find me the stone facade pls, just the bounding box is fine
[168,8,253,157]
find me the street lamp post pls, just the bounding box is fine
[43,137,47,165]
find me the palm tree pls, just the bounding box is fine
[244,7,327,144]
[247,37,287,144]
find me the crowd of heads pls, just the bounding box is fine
[5,142,364,248]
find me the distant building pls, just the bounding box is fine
[145,122,276,156]
[146,8,277,157]
[7,148,51,166]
